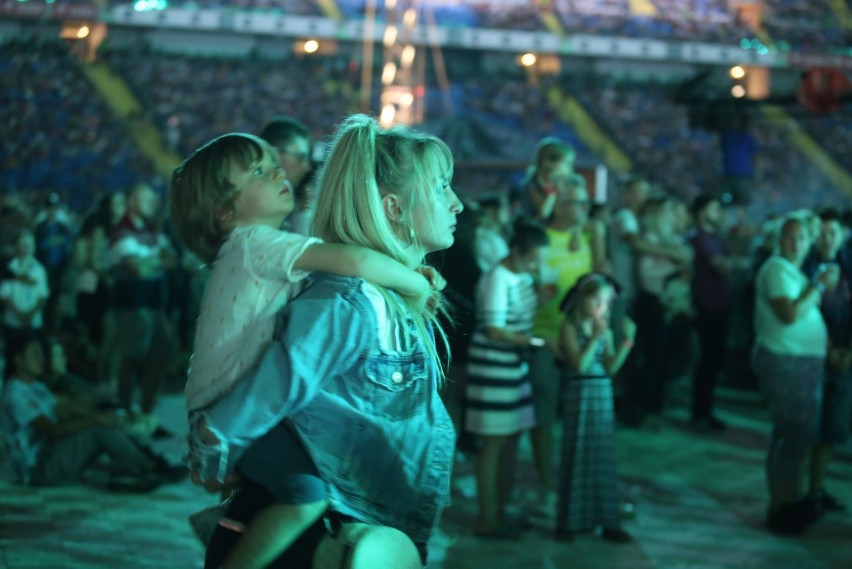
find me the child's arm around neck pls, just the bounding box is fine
[293,242,430,298]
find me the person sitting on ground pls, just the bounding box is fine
[0,332,184,491]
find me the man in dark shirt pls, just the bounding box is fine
[689,195,737,431]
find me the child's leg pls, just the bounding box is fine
[221,500,327,569]
[475,433,516,533]
[226,420,328,566]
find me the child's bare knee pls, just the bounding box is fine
[314,524,422,569]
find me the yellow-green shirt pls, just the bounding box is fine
[533,227,594,340]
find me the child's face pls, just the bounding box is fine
[229,147,294,228]
[581,287,612,320]
[515,246,545,276]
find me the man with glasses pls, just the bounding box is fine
[259,116,314,234]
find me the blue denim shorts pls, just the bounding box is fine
[237,420,326,505]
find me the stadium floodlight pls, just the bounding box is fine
[383,25,398,47]
[401,45,416,68]
[382,62,397,85]
[380,104,396,127]
[304,40,319,54]
[520,53,537,67]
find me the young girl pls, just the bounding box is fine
[169,132,437,569]
[465,222,550,538]
[556,272,636,543]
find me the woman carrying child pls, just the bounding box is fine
[173,114,463,568]
[556,272,636,543]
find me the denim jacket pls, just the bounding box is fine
[237,273,456,545]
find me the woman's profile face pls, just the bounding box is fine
[410,172,463,254]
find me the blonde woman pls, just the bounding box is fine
[203,114,463,568]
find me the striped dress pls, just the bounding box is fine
[556,327,623,533]
[465,264,537,436]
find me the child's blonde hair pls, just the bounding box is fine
[169,133,274,264]
[311,114,453,375]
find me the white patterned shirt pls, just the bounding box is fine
[184,225,320,410]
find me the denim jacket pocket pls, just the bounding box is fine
[362,353,430,420]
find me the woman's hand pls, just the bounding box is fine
[816,263,840,292]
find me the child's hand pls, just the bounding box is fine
[621,317,637,344]
[191,470,242,494]
[591,315,609,338]
[416,265,447,291]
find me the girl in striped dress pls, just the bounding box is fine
[465,223,550,538]
[556,273,636,543]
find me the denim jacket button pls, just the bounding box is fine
[391,371,404,384]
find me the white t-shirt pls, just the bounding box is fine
[637,232,679,296]
[185,225,320,410]
[754,255,828,357]
[609,208,639,300]
[0,257,49,329]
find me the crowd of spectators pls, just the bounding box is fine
[570,80,846,219]
[443,171,852,540]
[761,0,850,52]
[3,37,849,228]
[27,0,852,50]
[0,40,155,211]
[799,105,852,177]
[104,48,360,159]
